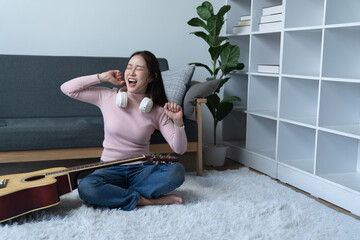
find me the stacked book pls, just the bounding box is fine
[233,15,251,34]
[259,4,283,32]
[257,64,280,74]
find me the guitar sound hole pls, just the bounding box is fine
[24,175,46,182]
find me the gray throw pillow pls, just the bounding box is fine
[162,65,195,105]
[183,79,221,118]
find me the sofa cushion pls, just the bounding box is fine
[150,118,198,144]
[0,117,104,151]
[0,117,198,151]
[162,65,195,106]
[183,79,221,117]
[0,120,6,127]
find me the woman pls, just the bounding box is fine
[61,51,187,210]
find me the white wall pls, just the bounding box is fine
[0,0,226,144]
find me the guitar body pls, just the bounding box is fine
[0,154,178,223]
[0,167,72,223]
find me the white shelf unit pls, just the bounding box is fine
[223,33,250,158]
[224,0,360,216]
[251,0,283,32]
[225,0,252,36]
[248,75,278,118]
[228,35,251,73]
[246,114,277,159]
[278,121,316,174]
[322,26,360,79]
[223,72,248,144]
[282,29,322,77]
[325,0,360,25]
[284,0,324,29]
[316,131,360,190]
[319,81,360,137]
[279,77,319,126]
[250,33,281,73]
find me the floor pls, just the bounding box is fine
[1,152,359,220]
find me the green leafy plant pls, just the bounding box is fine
[187,1,244,145]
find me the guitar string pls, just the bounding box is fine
[44,154,177,176]
[45,155,146,176]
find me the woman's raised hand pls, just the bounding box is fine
[98,70,125,86]
[164,102,184,127]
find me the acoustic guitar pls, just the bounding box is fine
[0,154,178,223]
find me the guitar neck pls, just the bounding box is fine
[46,154,147,177]
[46,154,178,191]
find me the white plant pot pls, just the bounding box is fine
[203,144,229,167]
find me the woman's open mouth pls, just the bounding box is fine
[128,78,137,87]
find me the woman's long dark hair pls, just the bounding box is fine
[129,51,168,107]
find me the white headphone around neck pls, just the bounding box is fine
[116,91,153,113]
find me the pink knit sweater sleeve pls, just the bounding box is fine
[157,110,187,155]
[60,74,108,106]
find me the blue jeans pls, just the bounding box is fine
[77,162,185,211]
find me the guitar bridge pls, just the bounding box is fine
[0,179,9,189]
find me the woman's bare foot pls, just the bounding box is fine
[137,194,183,207]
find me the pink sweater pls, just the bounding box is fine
[61,74,187,162]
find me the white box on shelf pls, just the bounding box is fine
[262,4,283,16]
[258,64,280,74]
[233,25,251,34]
[259,21,283,31]
[261,13,283,23]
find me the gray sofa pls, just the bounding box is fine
[0,54,216,175]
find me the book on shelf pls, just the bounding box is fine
[262,4,283,16]
[240,15,251,21]
[258,64,280,74]
[233,25,251,34]
[259,5,282,32]
[233,17,251,34]
[260,13,282,23]
[259,20,283,31]
[238,19,251,26]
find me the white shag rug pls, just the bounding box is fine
[1,168,360,240]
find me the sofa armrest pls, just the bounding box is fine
[195,98,206,176]
[195,98,206,126]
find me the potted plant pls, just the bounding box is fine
[187,1,244,166]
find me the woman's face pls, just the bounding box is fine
[124,55,152,94]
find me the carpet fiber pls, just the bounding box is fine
[2,168,360,239]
